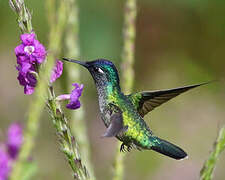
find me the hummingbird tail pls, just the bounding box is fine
[150,136,188,160]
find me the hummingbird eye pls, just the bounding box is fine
[94,67,104,74]
[97,67,104,74]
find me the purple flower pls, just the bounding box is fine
[15,32,46,95]
[66,83,83,109]
[57,83,83,110]
[17,66,37,95]
[50,60,63,83]
[0,148,11,180]
[15,33,46,64]
[7,123,23,159]
[0,123,23,179]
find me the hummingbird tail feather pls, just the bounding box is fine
[150,137,188,160]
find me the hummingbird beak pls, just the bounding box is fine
[62,58,89,68]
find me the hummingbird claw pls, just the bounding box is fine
[127,145,132,152]
[120,143,132,152]
[120,143,126,152]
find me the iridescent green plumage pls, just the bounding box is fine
[63,58,208,160]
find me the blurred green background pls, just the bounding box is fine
[0,0,225,179]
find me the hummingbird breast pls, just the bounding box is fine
[98,88,153,148]
[96,86,113,127]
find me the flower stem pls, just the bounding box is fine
[9,1,48,179]
[45,0,56,30]
[113,0,137,180]
[47,87,89,179]
[200,126,225,180]
[120,0,137,95]
[9,0,90,179]
[45,0,90,179]
[9,0,33,33]
[64,0,96,179]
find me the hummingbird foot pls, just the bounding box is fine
[120,143,132,152]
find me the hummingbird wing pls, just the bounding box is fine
[128,82,209,117]
[102,110,128,137]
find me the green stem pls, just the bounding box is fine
[113,0,137,180]
[47,87,89,179]
[9,1,47,179]
[9,0,33,33]
[45,0,89,179]
[113,145,125,180]
[200,126,225,180]
[9,0,89,179]
[45,0,56,30]
[120,0,137,94]
[64,0,96,179]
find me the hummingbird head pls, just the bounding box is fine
[62,58,120,89]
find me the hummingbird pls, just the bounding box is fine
[63,58,208,160]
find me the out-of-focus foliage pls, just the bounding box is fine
[200,126,225,180]
[0,0,224,179]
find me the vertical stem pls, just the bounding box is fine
[9,0,33,33]
[200,126,225,180]
[10,73,49,180]
[113,0,137,180]
[47,89,89,179]
[64,0,96,179]
[45,0,90,179]
[9,0,90,179]
[113,145,125,180]
[8,1,49,179]
[120,0,137,94]
[45,0,56,30]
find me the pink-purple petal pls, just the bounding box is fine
[24,85,35,95]
[66,101,81,110]
[19,62,31,75]
[50,60,63,83]
[15,32,46,95]
[14,44,25,56]
[0,123,24,179]
[66,83,83,110]
[0,148,11,180]
[17,73,26,86]
[20,33,36,45]
[56,94,71,101]
[26,73,37,86]
[17,71,37,95]
[7,123,23,159]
